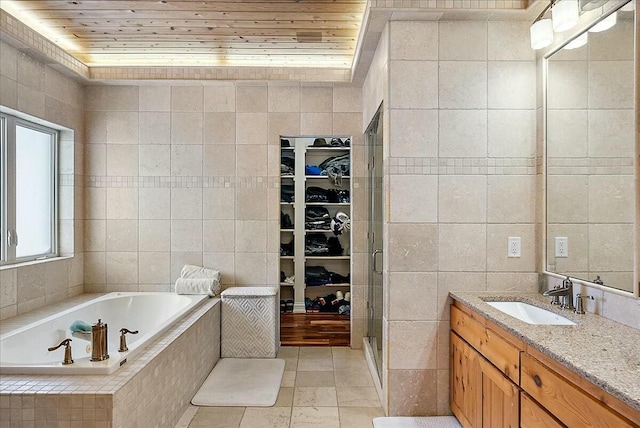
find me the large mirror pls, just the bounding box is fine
[545,1,636,293]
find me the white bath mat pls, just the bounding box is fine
[373,416,462,428]
[191,358,285,407]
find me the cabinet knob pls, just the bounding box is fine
[533,374,542,387]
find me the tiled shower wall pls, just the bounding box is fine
[362,20,539,416]
[0,40,84,320]
[83,82,368,347]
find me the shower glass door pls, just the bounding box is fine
[366,107,383,381]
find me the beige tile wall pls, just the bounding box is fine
[363,20,539,416]
[83,82,367,346]
[0,40,84,321]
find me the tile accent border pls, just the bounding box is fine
[547,157,635,176]
[387,157,536,175]
[90,66,352,82]
[84,175,366,189]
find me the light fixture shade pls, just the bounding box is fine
[530,18,554,49]
[564,32,588,49]
[589,12,617,32]
[552,0,580,32]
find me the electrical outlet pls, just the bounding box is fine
[555,237,568,258]
[508,237,521,258]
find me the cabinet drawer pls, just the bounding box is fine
[521,353,637,428]
[451,305,520,383]
[521,392,565,428]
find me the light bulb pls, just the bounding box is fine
[530,18,554,50]
[589,12,617,32]
[564,32,588,50]
[552,0,580,33]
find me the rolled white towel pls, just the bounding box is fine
[175,278,220,297]
[180,264,221,281]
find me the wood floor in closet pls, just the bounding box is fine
[280,313,350,346]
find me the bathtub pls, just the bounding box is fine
[0,292,209,375]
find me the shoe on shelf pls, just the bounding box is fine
[280,300,286,313]
[285,300,294,312]
[284,275,295,284]
[344,292,351,302]
[335,290,344,300]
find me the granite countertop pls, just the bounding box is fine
[449,291,640,413]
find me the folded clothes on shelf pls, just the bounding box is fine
[306,186,329,202]
[281,184,295,202]
[305,234,343,256]
[305,266,350,286]
[305,233,329,255]
[305,206,331,230]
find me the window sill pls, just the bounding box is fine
[0,255,74,271]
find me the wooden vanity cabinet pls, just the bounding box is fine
[521,392,564,428]
[450,300,640,428]
[521,353,637,428]
[450,332,482,427]
[450,304,523,427]
[450,332,520,427]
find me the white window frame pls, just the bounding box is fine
[0,113,59,265]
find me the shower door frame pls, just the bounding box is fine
[365,104,384,383]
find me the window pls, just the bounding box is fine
[0,113,58,265]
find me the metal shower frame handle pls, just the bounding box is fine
[372,249,383,275]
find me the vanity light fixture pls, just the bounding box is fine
[530,0,558,50]
[580,0,609,11]
[552,0,580,32]
[530,18,555,49]
[564,32,588,49]
[589,11,617,32]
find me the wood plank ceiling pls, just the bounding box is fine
[2,0,366,68]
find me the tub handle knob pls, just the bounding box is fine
[118,328,139,352]
[48,338,74,365]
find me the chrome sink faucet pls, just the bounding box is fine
[543,276,574,311]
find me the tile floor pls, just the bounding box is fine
[180,346,384,428]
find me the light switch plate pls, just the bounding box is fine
[555,237,568,258]
[508,237,521,258]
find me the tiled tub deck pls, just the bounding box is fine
[0,294,221,427]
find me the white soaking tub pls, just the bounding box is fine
[0,292,209,375]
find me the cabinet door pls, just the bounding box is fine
[478,357,519,428]
[450,332,482,428]
[521,392,565,428]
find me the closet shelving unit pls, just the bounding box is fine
[279,136,352,323]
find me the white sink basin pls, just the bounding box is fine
[486,301,576,325]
